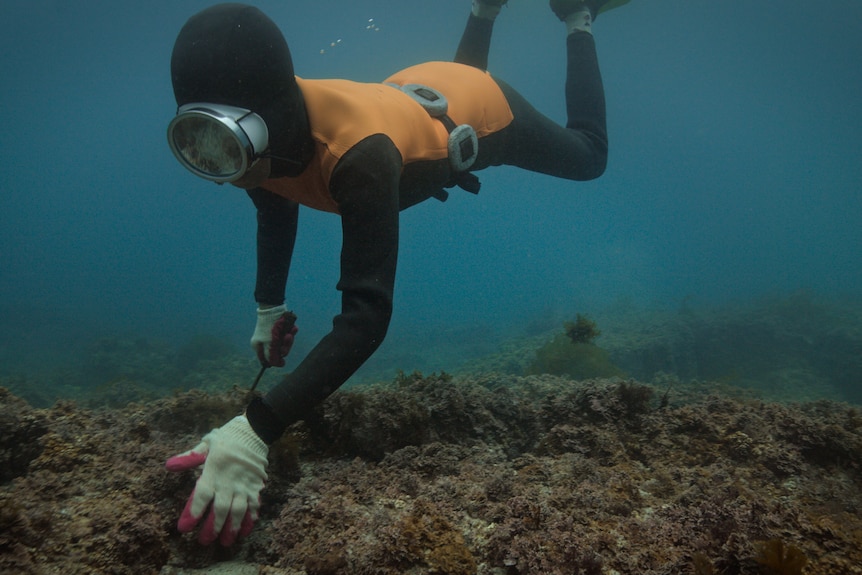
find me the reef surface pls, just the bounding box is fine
[2,370,861,574]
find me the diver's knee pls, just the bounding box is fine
[591,151,608,179]
[580,147,607,180]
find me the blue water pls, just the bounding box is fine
[1,1,861,389]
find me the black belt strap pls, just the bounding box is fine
[435,114,481,198]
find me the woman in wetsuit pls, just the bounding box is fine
[164,0,628,546]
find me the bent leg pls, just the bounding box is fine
[454,13,494,71]
[478,31,608,181]
[504,31,607,180]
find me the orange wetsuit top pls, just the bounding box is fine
[246,62,513,443]
[259,61,514,213]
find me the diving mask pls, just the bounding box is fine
[167,103,269,183]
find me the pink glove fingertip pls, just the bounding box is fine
[219,516,240,547]
[198,510,219,545]
[238,508,256,539]
[165,451,207,472]
[177,491,203,533]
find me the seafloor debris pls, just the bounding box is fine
[1,373,861,574]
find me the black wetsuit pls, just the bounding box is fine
[246,15,608,444]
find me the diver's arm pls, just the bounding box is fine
[246,135,402,443]
[246,188,299,305]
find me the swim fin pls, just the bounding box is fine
[551,0,631,20]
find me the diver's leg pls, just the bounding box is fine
[563,29,607,172]
[454,1,507,70]
[479,21,608,180]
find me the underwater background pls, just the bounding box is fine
[2,0,861,404]
[2,1,862,574]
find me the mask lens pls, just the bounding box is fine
[170,115,245,179]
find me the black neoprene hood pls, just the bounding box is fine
[170,3,311,176]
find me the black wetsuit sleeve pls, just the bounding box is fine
[246,188,299,305]
[247,135,402,443]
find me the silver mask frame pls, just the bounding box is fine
[167,103,269,183]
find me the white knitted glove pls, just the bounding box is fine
[250,304,298,367]
[165,415,268,545]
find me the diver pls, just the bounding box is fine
[165,0,630,546]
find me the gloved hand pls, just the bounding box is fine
[165,415,268,546]
[250,304,298,367]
